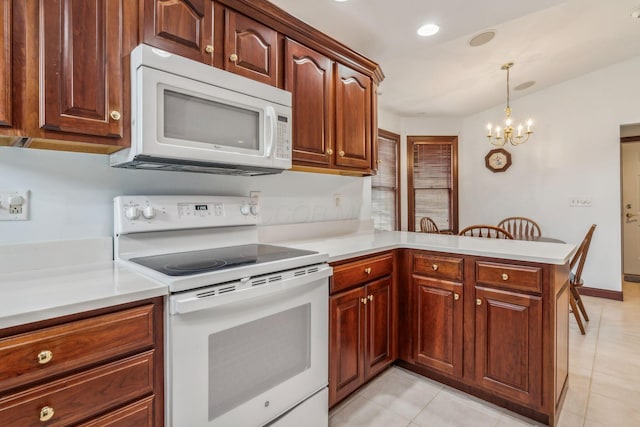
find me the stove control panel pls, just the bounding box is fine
[114,195,260,234]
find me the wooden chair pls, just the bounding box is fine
[420,217,440,233]
[497,217,541,239]
[569,224,597,335]
[458,225,514,239]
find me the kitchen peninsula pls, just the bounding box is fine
[0,230,574,426]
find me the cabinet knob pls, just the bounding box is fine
[230,53,238,62]
[476,298,482,306]
[326,148,333,155]
[454,293,460,301]
[338,150,345,157]
[368,294,373,301]
[40,406,55,422]
[431,264,439,271]
[377,160,382,164]
[361,297,367,305]
[37,350,53,365]
[205,45,214,53]
[501,273,509,281]
[110,110,121,121]
[364,267,372,274]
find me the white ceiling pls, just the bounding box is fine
[269,0,640,117]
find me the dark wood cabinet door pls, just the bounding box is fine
[329,286,365,407]
[364,276,394,378]
[413,277,463,378]
[475,287,543,407]
[224,10,278,86]
[142,0,213,64]
[335,64,372,171]
[284,38,333,167]
[40,0,124,138]
[0,0,11,127]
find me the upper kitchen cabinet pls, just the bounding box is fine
[335,64,372,171]
[223,9,278,86]
[0,0,11,129]
[142,0,214,64]
[284,38,333,167]
[3,0,137,153]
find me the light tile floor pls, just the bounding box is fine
[329,281,640,427]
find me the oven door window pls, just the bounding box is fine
[208,303,311,421]
[163,89,260,152]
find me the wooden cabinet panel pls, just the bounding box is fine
[284,38,333,167]
[413,253,463,282]
[335,64,371,170]
[40,0,124,138]
[476,261,542,293]
[0,304,154,392]
[365,276,394,378]
[475,286,542,407]
[332,252,393,294]
[0,0,11,127]
[142,0,213,64]
[224,10,278,86]
[0,351,154,427]
[80,396,155,427]
[413,277,463,378]
[329,286,366,406]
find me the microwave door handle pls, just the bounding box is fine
[265,106,276,158]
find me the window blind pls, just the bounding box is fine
[372,133,399,231]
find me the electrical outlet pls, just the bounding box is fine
[250,191,261,205]
[569,197,592,207]
[0,190,30,220]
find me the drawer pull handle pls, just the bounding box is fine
[364,267,372,274]
[501,273,509,281]
[476,298,482,306]
[368,294,373,301]
[205,45,214,53]
[454,293,460,301]
[361,297,367,305]
[230,53,238,62]
[40,406,54,422]
[37,350,53,365]
[339,150,345,157]
[110,110,121,121]
[432,264,439,271]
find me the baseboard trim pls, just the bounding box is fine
[578,287,624,301]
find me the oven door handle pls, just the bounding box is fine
[170,265,332,314]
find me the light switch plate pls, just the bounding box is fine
[569,197,592,207]
[0,190,30,220]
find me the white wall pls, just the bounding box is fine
[460,55,640,292]
[378,108,402,134]
[0,147,369,244]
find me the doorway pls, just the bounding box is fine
[620,123,640,280]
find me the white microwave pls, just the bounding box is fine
[110,45,292,176]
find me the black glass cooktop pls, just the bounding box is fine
[129,244,317,276]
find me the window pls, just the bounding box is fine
[407,136,458,233]
[372,129,400,231]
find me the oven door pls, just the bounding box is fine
[167,267,330,426]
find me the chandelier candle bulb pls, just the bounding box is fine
[487,123,492,137]
[517,125,523,137]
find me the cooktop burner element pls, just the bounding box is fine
[129,244,318,276]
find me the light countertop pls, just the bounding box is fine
[0,262,167,329]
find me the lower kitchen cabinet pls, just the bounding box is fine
[329,252,395,407]
[0,297,164,426]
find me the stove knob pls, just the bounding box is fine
[125,206,140,220]
[250,204,260,216]
[142,206,156,219]
[240,204,250,216]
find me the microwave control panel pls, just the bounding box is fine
[275,114,291,160]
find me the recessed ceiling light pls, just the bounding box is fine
[417,23,440,37]
[469,31,496,47]
[334,0,349,2]
[514,81,536,91]
[631,8,640,19]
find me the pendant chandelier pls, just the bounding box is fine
[486,62,533,146]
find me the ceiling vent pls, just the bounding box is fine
[469,31,496,47]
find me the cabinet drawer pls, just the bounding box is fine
[0,351,154,427]
[80,395,155,427]
[476,261,542,293]
[331,253,393,294]
[0,305,155,391]
[413,253,463,282]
